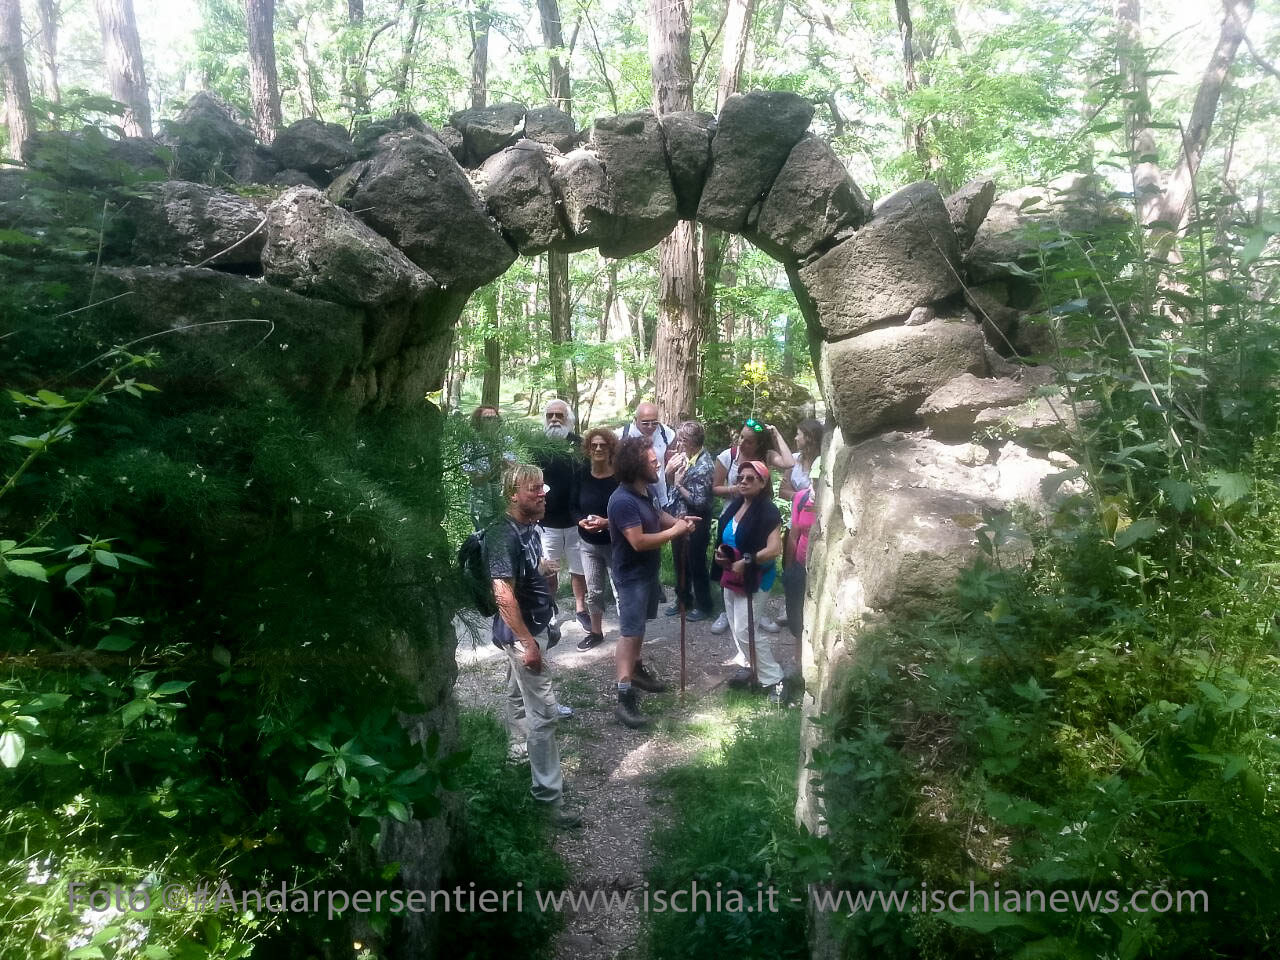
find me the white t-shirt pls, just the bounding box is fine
[618,421,675,503]
[790,460,812,491]
[716,447,742,488]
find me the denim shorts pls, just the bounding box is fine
[616,573,660,637]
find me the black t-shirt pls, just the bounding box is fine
[535,434,582,529]
[485,517,555,643]
[575,471,620,545]
[608,483,662,584]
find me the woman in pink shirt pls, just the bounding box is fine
[783,459,819,641]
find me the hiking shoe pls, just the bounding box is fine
[576,610,592,632]
[557,703,574,718]
[665,603,682,617]
[727,667,757,690]
[615,689,648,728]
[686,608,709,622]
[759,615,781,634]
[576,631,605,651]
[710,612,729,634]
[544,802,583,829]
[630,662,669,693]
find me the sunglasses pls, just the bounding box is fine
[744,419,764,433]
[589,441,609,449]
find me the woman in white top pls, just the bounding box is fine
[779,418,824,501]
[711,419,795,499]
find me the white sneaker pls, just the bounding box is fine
[710,613,729,634]
[759,616,781,634]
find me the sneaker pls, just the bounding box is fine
[576,631,605,651]
[767,681,786,706]
[727,667,757,690]
[710,612,729,634]
[576,610,592,632]
[686,608,708,622]
[759,615,781,634]
[630,662,669,693]
[557,703,574,718]
[545,802,583,829]
[614,689,648,728]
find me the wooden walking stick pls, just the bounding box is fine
[678,528,688,693]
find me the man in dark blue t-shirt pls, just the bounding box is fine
[607,437,697,728]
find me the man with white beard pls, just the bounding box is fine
[535,399,590,631]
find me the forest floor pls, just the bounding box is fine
[453,586,801,960]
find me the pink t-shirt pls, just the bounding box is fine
[792,488,816,565]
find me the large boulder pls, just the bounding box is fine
[966,174,1114,280]
[477,140,566,255]
[945,177,996,249]
[752,134,870,262]
[449,102,527,165]
[270,118,357,181]
[161,91,274,184]
[353,111,430,155]
[918,371,1036,437]
[588,111,679,258]
[523,105,578,153]
[821,318,987,438]
[262,186,433,310]
[23,129,169,186]
[659,111,715,220]
[696,91,813,232]
[329,130,516,292]
[548,148,613,252]
[127,181,266,270]
[797,181,961,340]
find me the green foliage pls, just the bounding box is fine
[647,706,808,960]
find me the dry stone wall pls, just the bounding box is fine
[11,89,1101,959]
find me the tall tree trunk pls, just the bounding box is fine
[538,0,576,414]
[469,0,501,406]
[244,0,281,142]
[343,0,369,121]
[649,0,701,422]
[395,0,424,106]
[702,0,755,378]
[1154,0,1253,233]
[1114,0,1161,225]
[893,0,933,184]
[0,0,33,160]
[469,0,490,109]
[35,0,59,118]
[95,0,150,137]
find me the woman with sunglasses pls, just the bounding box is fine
[573,428,621,650]
[713,460,786,704]
[710,419,790,634]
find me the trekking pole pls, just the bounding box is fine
[745,561,759,685]
[678,528,688,694]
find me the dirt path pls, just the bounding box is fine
[453,594,798,960]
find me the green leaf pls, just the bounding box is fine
[0,730,25,767]
[95,635,135,652]
[67,947,105,959]
[94,550,120,569]
[1158,477,1194,512]
[304,761,329,782]
[3,558,48,581]
[1208,471,1249,507]
[1108,722,1144,765]
[1114,517,1160,549]
[66,563,93,586]
[386,799,411,823]
[122,700,149,727]
[153,681,191,697]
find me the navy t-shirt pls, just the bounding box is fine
[485,517,555,643]
[607,483,662,584]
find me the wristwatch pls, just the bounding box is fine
[742,552,755,567]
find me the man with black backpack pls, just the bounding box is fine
[484,463,581,829]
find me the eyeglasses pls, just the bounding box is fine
[744,419,764,433]
[589,442,609,449]
[637,419,659,427]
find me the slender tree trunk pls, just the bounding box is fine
[649,0,701,422]
[536,0,571,109]
[469,0,501,406]
[893,0,933,183]
[343,0,369,121]
[95,0,150,137]
[0,0,33,160]
[395,0,424,106]
[291,17,322,119]
[35,0,59,117]
[244,0,281,142]
[1154,0,1253,232]
[1114,0,1161,225]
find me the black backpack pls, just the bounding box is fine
[456,530,499,617]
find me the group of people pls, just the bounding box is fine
[469,398,824,828]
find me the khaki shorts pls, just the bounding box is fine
[539,525,584,576]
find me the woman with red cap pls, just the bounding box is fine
[712,459,786,704]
